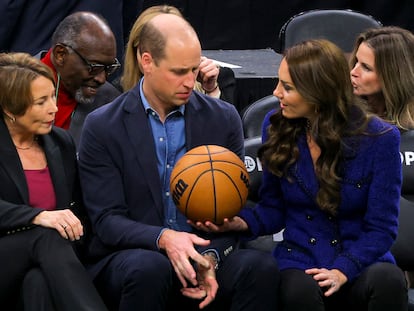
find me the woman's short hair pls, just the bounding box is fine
[0,52,55,116]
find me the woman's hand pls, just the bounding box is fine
[305,268,348,296]
[32,209,83,241]
[181,253,219,309]
[189,216,249,233]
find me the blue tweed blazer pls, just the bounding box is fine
[239,111,402,282]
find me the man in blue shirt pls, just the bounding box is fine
[78,12,279,311]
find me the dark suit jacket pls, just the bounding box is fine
[68,81,121,147]
[78,85,244,277]
[0,119,83,235]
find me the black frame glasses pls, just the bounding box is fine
[59,43,121,76]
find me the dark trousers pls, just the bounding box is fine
[94,248,280,311]
[0,226,107,311]
[18,268,56,311]
[279,262,408,311]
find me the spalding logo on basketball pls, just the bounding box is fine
[170,145,249,224]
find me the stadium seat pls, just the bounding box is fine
[401,130,414,201]
[241,95,279,138]
[278,9,382,54]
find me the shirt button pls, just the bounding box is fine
[331,239,338,246]
[309,237,317,245]
[165,192,170,196]
[306,215,313,220]
[159,137,164,142]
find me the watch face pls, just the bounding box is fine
[204,251,219,270]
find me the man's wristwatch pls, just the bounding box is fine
[203,251,219,270]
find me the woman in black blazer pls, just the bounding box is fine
[0,53,106,310]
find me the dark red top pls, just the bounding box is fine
[25,167,56,210]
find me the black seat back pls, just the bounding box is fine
[241,95,279,138]
[244,136,263,203]
[278,9,382,53]
[401,130,414,201]
[391,197,414,271]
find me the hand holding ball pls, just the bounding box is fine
[170,145,249,224]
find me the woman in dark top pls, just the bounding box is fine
[0,52,106,310]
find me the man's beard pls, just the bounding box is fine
[75,88,95,105]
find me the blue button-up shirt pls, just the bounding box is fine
[139,79,191,232]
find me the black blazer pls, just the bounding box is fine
[0,118,83,236]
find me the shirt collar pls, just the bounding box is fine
[139,78,185,116]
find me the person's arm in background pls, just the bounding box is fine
[196,56,221,98]
[195,56,237,104]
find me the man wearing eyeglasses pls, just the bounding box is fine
[41,11,121,146]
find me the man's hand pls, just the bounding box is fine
[158,229,211,287]
[181,253,219,309]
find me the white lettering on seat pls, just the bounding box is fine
[401,151,414,166]
[244,156,263,173]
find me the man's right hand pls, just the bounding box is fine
[158,229,211,288]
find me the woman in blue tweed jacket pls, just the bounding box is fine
[198,39,408,310]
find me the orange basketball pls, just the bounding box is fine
[170,145,249,224]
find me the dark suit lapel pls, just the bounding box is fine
[184,95,203,149]
[123,92,164,221]
[41,134,69,209]
[0,120,29,203]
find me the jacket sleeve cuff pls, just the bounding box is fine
[331,254,363,282]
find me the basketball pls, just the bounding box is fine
[170,145,249,224]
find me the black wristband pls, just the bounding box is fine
[202,83,218,93]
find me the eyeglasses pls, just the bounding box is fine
[59,43,121,76]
